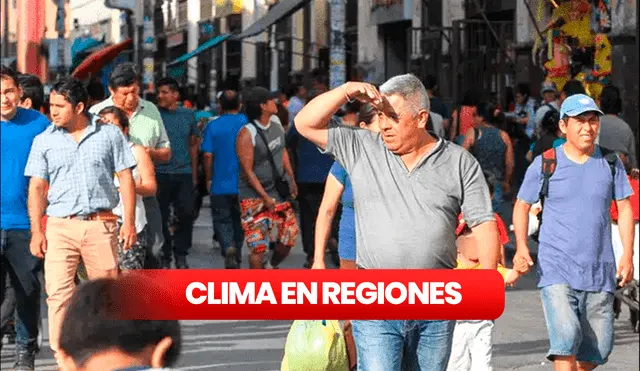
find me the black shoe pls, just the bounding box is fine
[224,248,238,269]
[175,256,189,269]
[5,323,16,344]
[14,349,35,371]
[160,258,172,269]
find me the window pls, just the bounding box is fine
[178,0,188,28]
[200,0,213,20]
[226,14,242,77]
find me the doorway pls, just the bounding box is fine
[381,20,411,79]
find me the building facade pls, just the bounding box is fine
[1,0,74,82]
[359,0,637,134]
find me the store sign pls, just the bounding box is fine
[167,32,185,49]
[216,0,243,19]
[370,0,412,25]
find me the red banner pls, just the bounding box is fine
[110,270,505,320]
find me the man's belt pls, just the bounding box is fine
[65,210,119,221]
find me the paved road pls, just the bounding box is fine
[2,199,638,370]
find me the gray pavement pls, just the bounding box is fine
[2,199,638,370]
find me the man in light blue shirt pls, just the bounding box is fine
[24,77,137,362]
[514,94,634,370]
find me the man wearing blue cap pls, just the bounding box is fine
[512,93,635,371]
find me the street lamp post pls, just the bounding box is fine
[2,0,9,59]
[56,0,66,78]
[328,0,346,89]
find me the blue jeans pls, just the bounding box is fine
[540,284,615,365]
[0,229,41,351]
[210,194,244,262]
[352,320,455,370]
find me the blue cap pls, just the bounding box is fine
[560,94,603,118]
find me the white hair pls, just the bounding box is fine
[379,74,430,115]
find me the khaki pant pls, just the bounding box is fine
[44,217,118,356]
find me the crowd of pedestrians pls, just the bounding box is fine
[1,60,638,371]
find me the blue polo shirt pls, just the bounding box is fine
[201,113,248,195]
[1,108,50,230]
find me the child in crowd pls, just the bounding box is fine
[447,176,521,371]
[57,277,181,371]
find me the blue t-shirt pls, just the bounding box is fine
[330,162,356,260]
[201,113,248,195]
[287,123,334,183]
[194,110,213,122]
[517,145,632,293]
[330,162,354,208]
[1,108,50,229]
[156,107,198,174]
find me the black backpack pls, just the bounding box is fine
[532,146,618,242]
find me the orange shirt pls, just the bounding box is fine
[456,213,509,245]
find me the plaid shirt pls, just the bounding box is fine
[24,115,137,218]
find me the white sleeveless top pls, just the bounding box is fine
[113,142,147,233]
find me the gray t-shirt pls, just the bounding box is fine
[238,117,287,201]
[597,114,637,168]
[323,121,494,269]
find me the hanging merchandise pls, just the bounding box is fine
[532,0,613,101]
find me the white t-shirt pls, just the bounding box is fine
[113,142,147,233]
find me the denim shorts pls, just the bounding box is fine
[540,284,615,365]
[352,320,455,370]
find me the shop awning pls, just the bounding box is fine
[167,33,231,67]
[230,0,310,40]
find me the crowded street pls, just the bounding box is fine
[2,199,639,370]
[2,0,640,370]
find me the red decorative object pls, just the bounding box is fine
[71,39,133,80]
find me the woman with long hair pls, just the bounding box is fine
[98,106,157,270]
[462,102,514,212]
[449,90,481,143]
[312,102,380,270]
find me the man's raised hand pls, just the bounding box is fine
[343,82,397,119]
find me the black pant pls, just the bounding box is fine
[157,173,196,259]
[297,182,326,260]
[513,136,533,193]
[0,229,41,351]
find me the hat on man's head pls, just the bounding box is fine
[540,81,557,95]
[560,93,603,118]
[244,86,278,105]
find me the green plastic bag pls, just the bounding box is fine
[281,320,349,371]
